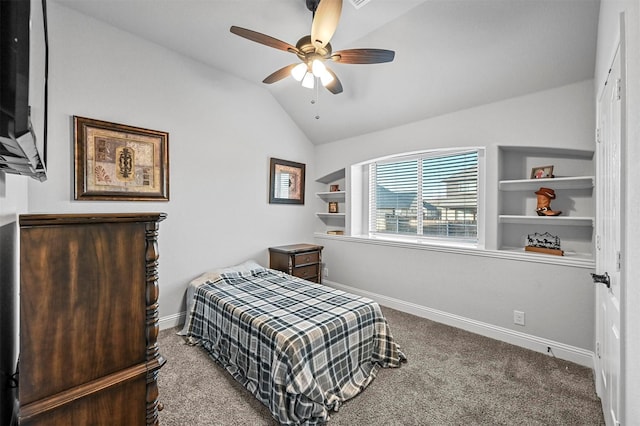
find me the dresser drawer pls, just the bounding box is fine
[293,251,320,266]
[293,264,319,281]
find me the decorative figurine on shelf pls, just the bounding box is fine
[525,232,564,256]
[535,187,562,216]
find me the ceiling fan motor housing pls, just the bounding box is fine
[295,35,332,62]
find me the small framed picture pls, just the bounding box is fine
[269,157,306,204]
[328,202,338,213]
[330,184,340,192]
[530,165,554,179]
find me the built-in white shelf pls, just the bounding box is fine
[499,215,593,227]
[316,191,346,201]
[497,146,595,261]
[498,247,595,267]
[497,146,595,158]
[499,176,594,191]
[315,168,347,234]
[316,213,346,219]
[316,169,346,184]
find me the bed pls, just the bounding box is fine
[181,260,406,425]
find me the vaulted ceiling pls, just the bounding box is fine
[54,0,600,144]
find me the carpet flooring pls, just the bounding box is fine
[157,306,604,425]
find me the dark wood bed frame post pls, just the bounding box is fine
[145,218,166,425]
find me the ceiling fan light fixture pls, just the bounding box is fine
[320,70,334,87]
[311,59,327,77]
[291,63,307,81]
[301,72,315,89]
[311,59,334,87]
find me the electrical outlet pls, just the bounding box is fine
[323,267,329,278]
[513,310,525,326]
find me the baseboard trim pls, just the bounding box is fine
[158,280,595,368]
[159,312,185,331]
[324,279,595,368]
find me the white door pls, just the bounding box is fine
[594,41,622,426]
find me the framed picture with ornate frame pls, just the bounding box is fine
[269,157,305,205]
[74,116,169,201]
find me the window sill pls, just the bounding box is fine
[313,232,595,269]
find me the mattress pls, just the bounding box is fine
[183,263,405,425]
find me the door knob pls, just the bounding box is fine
[590,272,610,288]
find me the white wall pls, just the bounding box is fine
[0,174,28,217]
[23,3,317,320]
[0,173,27,423]
[314,81,597,352]
[1,0,621,389]
[596,1,640,423]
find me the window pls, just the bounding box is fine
[368,149,480,245]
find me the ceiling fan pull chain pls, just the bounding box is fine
[314,77,320,119]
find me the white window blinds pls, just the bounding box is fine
[369,149,479,242]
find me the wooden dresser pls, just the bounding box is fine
[16,213,166,425]
[268,243,323,284]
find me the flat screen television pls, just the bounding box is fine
[0,0,48,181]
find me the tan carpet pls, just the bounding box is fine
[157,306,604,425]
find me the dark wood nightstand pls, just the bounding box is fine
[268,243,324,284]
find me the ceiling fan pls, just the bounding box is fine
[230,0,395,94]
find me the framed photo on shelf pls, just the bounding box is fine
[269,157,306,204]
[530,165,554,179]
[328,202,339,213]
[330,184,340,192]
[73,116,169,201]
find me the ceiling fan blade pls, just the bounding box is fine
[230,26,299,54]
[331,48,395,64]
[311,0,342,49]
[324,67,343,94]
[263,64,299,84]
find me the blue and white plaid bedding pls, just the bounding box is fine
[184,267,406,425]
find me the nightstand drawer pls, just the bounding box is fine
[293,251,320,266]
[268,243,324,284]
[293,264,319,281]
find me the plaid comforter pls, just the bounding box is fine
[184,267,406,425]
